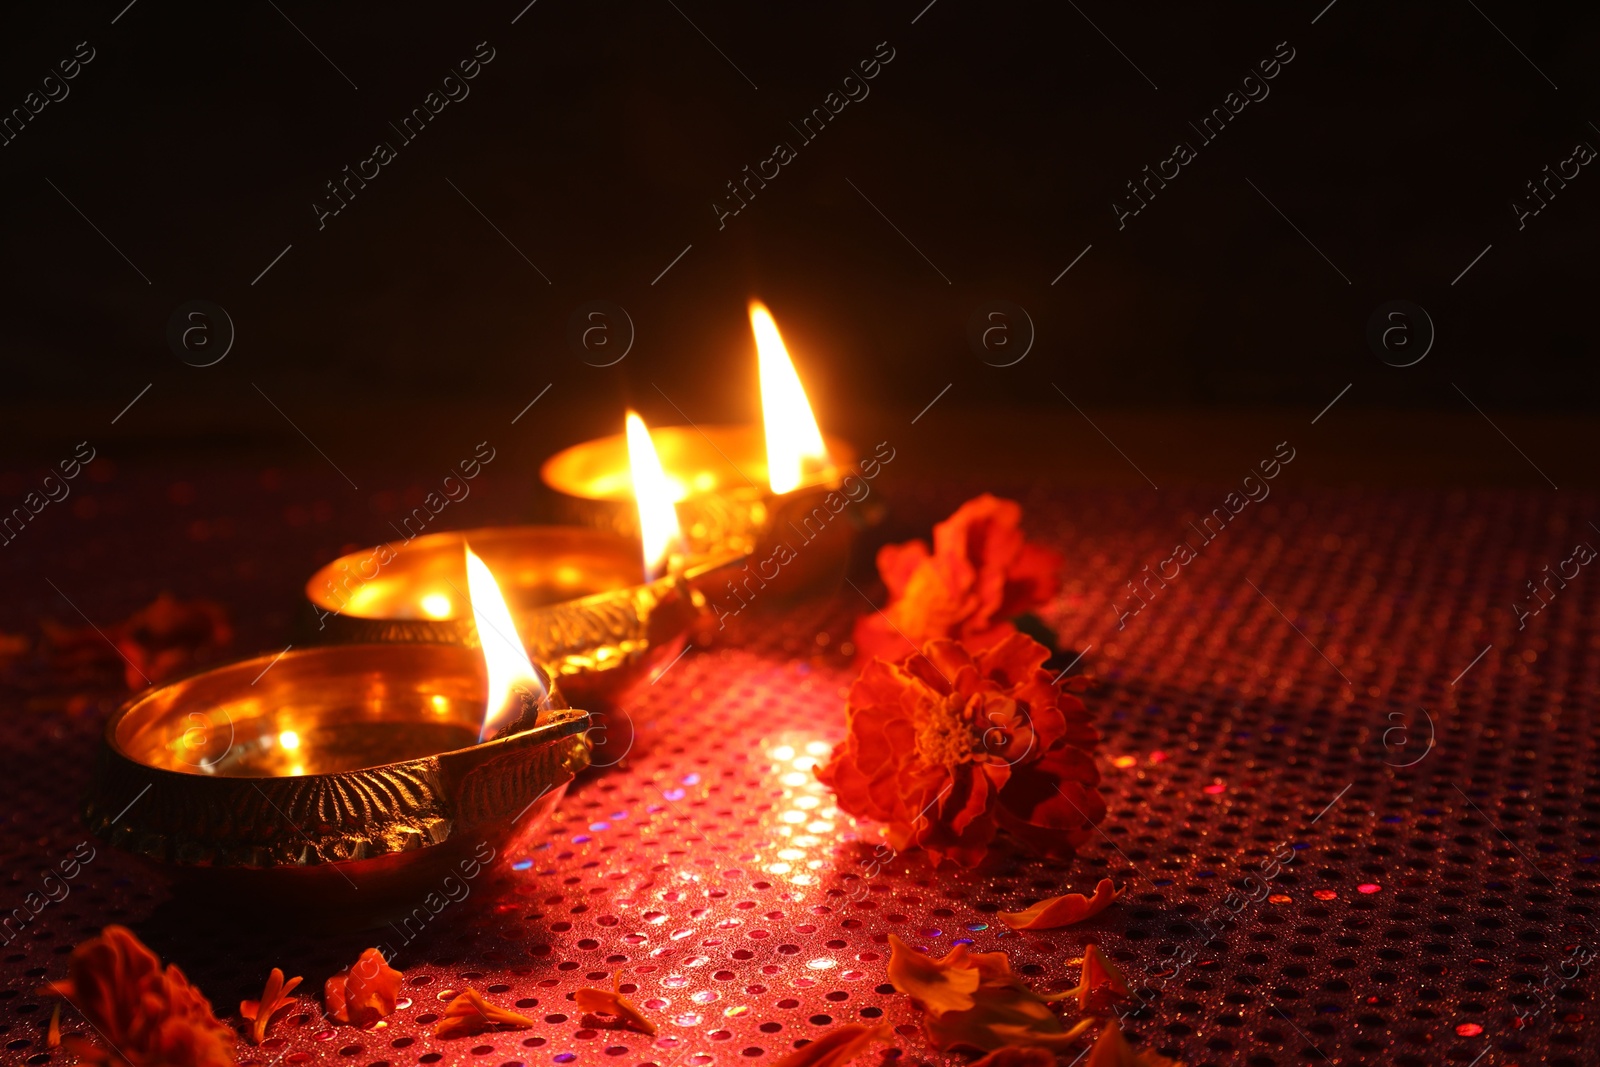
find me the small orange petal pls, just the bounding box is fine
[243,967,303,1044]
[770,1023,889,1067]
[999,879,1124,930]
[435,987,537,1039]
[326,948,401,1027]
[47,1004,61,1048]
[1085,1018,1185,1067]
[969,1047,1056,1067]
[1078,946,1132,1015]
[574,985,657,1035]
[886,934,983,1013]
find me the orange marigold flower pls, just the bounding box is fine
[999,879,1124,930]
[886,934,1092,1053]
[818,632,1104,867]
[240,968,302,1045]
[574,979,656,1035]
[43,592,233,689]
[434,988,536,1039]
[324,948,401,1028]
[852,494,1062,663]
[770,1022,889,1067]
[40,924,236,1067]
[117,592,233,688]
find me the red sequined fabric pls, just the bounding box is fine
[1,469,1594,1067]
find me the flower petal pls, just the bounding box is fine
[770,1023,889,1067]
[999,880,1123,930]
[886,934,982,1013]
[326,948,401,1027]
[1085,1018,1185,1067]
[241,967,303,1045]
[969,1046,1058,1067]
[435,987,536,1039]
[922,985,1080,1053]
[574,985,656,1035]
[1078,945,1132,1015]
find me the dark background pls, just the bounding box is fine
[0,1,1596,485]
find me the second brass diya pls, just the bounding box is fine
[302,525,740,708]
[85,643,589,915]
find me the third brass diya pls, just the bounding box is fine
[302,524,742,708]
[541,425,868,631]
[85,643,588,915]
[540,422,857,553]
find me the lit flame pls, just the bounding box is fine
[751,301,829,494]
[625,410,684,580]
[464,543,546,742]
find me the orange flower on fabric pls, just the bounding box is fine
[819,632,1104,867]
[324,948,401,1028]
[770,1023,889,1067]
[886,934,1092,1053]
[41,925,236,1067]
[116,593,233,688]
[574,979,657,1035]
[852,494,1063,663]
[999,879,1124,930]
[43,592,233,689]
[434,988,536,1038]
[1085,1018,1184,1067]
[240,968,302,1045]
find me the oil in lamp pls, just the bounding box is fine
[85,554,590,914]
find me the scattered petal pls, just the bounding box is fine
[770,1023,889,1067]
[969,1047,1057,1067]
[240,967,303,1045]
[1067,945,1132,1016]
[47,1003,60,1048]
[999,879,1123,930]
[325,948,401,1027]
[889,934,1089,1052]
[41,924,235,1067]
[434,987,537,1039]
[1085,1018,1184,1067]
[886,934,985,1013]
[575,981,657,1035]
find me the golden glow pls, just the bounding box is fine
[625,411,685,580]
[465,543,546,741]
[750,301,829,494]
[278,730,301,751]
[420,593,452,619]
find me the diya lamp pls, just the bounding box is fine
[301,410,737,710]
[542,302,869,632]
[85,552,590,916]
